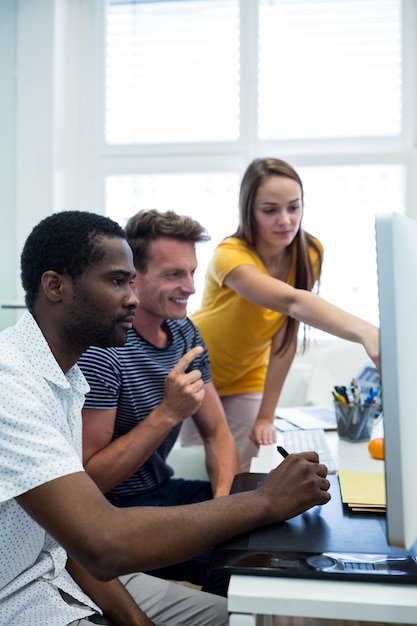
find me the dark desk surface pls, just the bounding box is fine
[210,473,417,584]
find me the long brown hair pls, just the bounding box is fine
[234,158,323,354]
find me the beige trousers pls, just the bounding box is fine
[180,392,262,472]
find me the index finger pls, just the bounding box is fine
[175,346,204,373]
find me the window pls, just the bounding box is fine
[299,163,404,324]
[106,0,240,143]
[102,0,410,333]
[258,0,402,139]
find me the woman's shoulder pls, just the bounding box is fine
[209,237,263,282]
[217,235,245,248]
[216,236,258,259]
[214,237,263,268]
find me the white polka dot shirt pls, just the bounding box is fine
[0,312,100,625]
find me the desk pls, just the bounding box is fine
[250,430,384,474]
[227,428,417,626]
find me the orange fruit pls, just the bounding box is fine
[368,437,384,460]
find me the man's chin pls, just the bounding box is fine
[89,329,129,349]
[168,308,188,320]
[107,329,129,347]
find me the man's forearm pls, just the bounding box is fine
[85,407,178,492]
[18,453,331,583]
[66,558,155,626]
[204,435,240,497]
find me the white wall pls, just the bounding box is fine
[1,0,58,327]
[0,1,18,329]
[0,0,102,331]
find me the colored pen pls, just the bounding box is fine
[332,390,347,404]
[335,385,350,403]
[277,445,289,458]
[365,388,379,404]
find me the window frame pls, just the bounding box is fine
[93,0,417,203]
[86,0,417,332]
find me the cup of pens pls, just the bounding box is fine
[333,384,381,443]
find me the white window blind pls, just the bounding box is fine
[299,164,404,327]
[104,0,407,330]
[106,0,402,144]
[106,0,240,143]
[258,0,402,140]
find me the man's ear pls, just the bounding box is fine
[40,271,68,303]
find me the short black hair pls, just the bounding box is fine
[21,210,125,311]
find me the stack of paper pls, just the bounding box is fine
[274,405,337,431]
[338,470,386,513]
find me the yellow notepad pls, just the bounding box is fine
[338,470,386,512]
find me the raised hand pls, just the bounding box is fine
[161,346,206,423]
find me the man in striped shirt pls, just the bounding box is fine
[78,209,240,594]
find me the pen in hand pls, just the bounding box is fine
[277,445,289,458]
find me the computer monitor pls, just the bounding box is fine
[376,211,417,550]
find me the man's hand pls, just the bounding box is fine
[258,452,331,523]
[161,346,205,423]
[82,346,206,493]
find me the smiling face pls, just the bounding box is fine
[64,236,138,350]
[253,175,303,252]
[133,237,197,322]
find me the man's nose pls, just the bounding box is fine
[126,286,139,308]
[182,274,196,295]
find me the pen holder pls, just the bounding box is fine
[334,401,379,442]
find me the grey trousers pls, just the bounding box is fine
[68,572,229,626]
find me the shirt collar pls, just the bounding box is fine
[17,312,89,395]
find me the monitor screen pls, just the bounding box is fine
[376,211,417,549]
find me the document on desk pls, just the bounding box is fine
[338,470,386,513]
[275,405,337,431]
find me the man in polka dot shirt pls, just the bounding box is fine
[0,211,331,626]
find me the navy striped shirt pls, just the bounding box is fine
[78,317,211,501]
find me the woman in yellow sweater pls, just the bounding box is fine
[181,158,379,470]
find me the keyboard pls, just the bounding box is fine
[283,428,337,474]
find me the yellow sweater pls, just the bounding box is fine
[192,236,323,396]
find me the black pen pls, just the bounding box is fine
[277,445,289,458]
